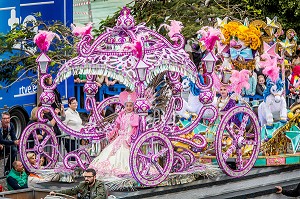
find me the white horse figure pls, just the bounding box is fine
[258,78,287,128]
[176,77,203,119]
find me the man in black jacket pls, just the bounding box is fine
[0,112,20,174]
[276,184,300,197]
[50,168,107,199]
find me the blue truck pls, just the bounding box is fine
[0,0,73,138]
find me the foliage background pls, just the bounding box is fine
[96,0,300,40]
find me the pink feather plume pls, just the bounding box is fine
[197,26,221,51]
[33,30,60,52]
[120,35,143,59]
[229,70,250,94]
[159,20,183,42]
[260,52,279,82]
[263,64,279,82]
[71,23,93,37]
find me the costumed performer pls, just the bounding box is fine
[205,73,237,145]
[89,91,139,177]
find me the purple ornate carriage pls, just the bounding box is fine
[19,7,260,186]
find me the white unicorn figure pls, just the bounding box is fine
[176,77,203,119]
[258,78,287,128]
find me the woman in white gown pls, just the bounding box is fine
[89,91,139,177]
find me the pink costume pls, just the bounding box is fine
[89,91,139,177]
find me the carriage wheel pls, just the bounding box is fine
[130,131,174,186]
[215,106,260,177]
[19,122,59,172]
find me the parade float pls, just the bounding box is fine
[18,7,299,189]
[191,17,300,167]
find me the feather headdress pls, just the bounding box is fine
[33,30,60,52]
[119,91,137,106]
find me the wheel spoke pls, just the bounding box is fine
[238,114,249,137]
[149,137,154,154]
[138,152,150,159]
[36,153,41,167]
[32,131,40,145]
[153,162,164,175]
[236,148,243,170]
[42,151,53,162]
[26,148,36,152]
[40,135,51,146]
[222,144,236,161]
[155,148,168,158]
[225,124,237,140]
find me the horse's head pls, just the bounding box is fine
[264,78,284,103]
[182,76,201,96]
[182,77,191,92]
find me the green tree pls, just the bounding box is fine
[246,0,300,34]
[0,16,75,86]
[97,0,299,39]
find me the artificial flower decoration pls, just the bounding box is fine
[71,23,93,37]
[197,26,221,52]
[229,69,250,94]
[33,30,60,52]
[159,20,184,42]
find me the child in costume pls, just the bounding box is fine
[256,75,266,96]
[216,85,236,113]
[89,91,139,177]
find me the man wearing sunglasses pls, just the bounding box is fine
[50,168,107,199]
